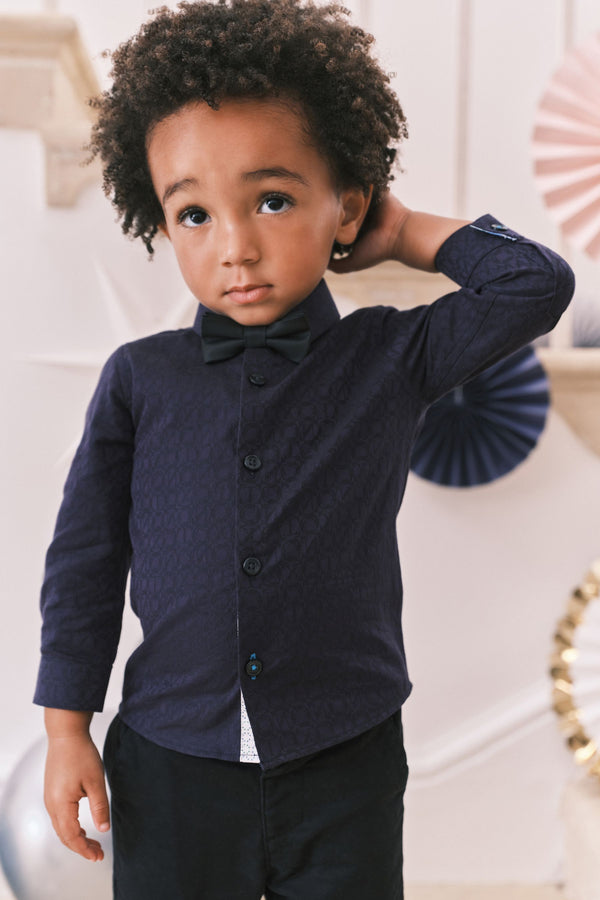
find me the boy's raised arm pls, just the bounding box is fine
[328,192,469,275]
[43,708,110,862]
[329,191,574,404]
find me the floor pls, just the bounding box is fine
[405,889,566,900]
[0,867,568,900]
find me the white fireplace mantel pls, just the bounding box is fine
[0,13,101,205]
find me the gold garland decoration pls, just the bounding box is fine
[551,559,600,778]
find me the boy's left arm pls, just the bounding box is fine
[330,193,575,404]
[329,193,469,275]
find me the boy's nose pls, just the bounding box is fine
[219,220,260,267]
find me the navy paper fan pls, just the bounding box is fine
[410,345,550,487]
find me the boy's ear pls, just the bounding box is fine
[157,221,170,240]
[336,185,374,245]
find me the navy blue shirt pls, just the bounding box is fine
[34,216,574,770]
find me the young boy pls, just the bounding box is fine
[34,1,574,898]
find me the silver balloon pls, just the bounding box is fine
[0,715,114,900]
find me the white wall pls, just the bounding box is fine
[1,0,600,885]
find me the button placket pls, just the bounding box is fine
[236,349,278,692]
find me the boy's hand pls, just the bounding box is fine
[328,192,411,275]
[43,710,110,862]
[328,192,469,275]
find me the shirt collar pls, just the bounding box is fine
[192,279,340,348]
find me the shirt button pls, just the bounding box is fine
[242,557,262,576]
[244,454,262,471]
[245,657,263,678]
[249,373,266,386]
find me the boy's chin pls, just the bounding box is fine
[204,297,306,327]
[226,308,287,327]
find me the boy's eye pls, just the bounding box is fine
[179,207,210,227]
[259,195,293,214]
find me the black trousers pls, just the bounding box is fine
[103,710,408,900]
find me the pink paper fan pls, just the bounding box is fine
[532,33,600,260]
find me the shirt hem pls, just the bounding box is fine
[116,709,250,763]
[259,694,410,771]
[117,686,411,770]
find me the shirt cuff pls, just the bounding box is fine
[434,213,523,287]
[33,654,111,712]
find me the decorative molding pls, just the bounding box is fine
[0,14,101,205]
[562,0,575,55]
[357,0,371,30]
[455,0,472,218]
[405,887,564,900]
[327,260,456,309]
[408,680,554,786]
[538,347,600,457]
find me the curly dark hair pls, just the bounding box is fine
[89,0,408,255]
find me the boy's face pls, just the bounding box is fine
[147,98,370,325]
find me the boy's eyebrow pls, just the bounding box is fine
[162,177,198,206]
[242,167,309,186]
[162,167,309,207]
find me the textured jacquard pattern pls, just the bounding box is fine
[34,215,574,769]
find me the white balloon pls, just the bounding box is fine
[0,716,114,900]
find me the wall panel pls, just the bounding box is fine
[369,0,461,216]
[1,0,599,885]
[573,0,600,41]
[467,0,564,240]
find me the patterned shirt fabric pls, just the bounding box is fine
[33,215,574,770]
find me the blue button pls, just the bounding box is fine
[245,655,263,678]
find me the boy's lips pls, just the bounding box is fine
[225,284,272,304]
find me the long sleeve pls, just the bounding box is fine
[33,347,134,711]
[392,214,575,405]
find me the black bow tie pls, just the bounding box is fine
[201,311,311,363]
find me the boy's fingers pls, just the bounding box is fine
[87,781,111,832]
[61,827,104,861]
[65,832,105,862]
[53,803,104,861]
